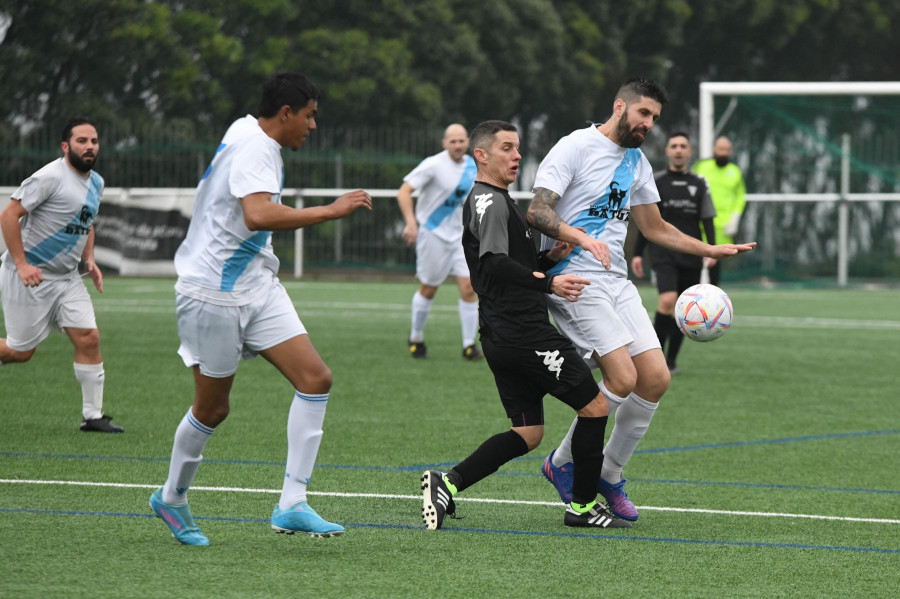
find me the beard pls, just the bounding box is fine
[714,155,730,167]
[68,151,97,173]
[615,115,647,148]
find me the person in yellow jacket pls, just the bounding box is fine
[692,136,746,285]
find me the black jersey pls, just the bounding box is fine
[462,181,568,348]
[643,169,716,269]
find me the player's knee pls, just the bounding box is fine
[73,329,101,353]
[604,372,637,398]
[637,370,670,401]
[517,429,543,451]
[306,365,333,394]
[578,393,609,418]
[4,347,36,363]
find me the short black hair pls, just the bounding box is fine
[258,71,321,118]
[668,131,690,142]
[469,120,517,153]
[617,78,669,106]
[62,117,97,142]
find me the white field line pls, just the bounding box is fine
[2,478,897,525]
[92,299,900,330]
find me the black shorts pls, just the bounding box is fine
[482,334,600,427]
[654,261,701,295]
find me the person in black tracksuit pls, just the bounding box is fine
[631,132,716,374]
[420,120,631,531]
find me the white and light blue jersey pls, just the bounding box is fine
[174,116,283,306]
[404,150,476,243]
[534,126,660,278]
[2,157,103,278]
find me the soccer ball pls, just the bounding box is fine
[674,284,733,342]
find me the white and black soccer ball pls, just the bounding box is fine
[675,283,733,342]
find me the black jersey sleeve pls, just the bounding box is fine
[632,230,648,258]
[482,252,553,293]
[702,217,716,245]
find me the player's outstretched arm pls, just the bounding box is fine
[242,190,373,232]
[527,187,611,269]
[0,199,42,287]
[632,203,756,260]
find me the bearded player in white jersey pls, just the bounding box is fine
[0,117,123,433]
[527,79,755,522]
[149,71,372,546]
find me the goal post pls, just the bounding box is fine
[697,81,900,286]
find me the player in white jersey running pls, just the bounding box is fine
[398,124,482,361]
[526,79,756,522]
[149,71,373,546]
[0,117,123,433]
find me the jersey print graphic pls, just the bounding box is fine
[474,192,494,223]
[535,349,564,380]
[549,148,641,274]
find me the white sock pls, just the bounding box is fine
[162,409,214,506]
[458,298,479,347]
[601,392,658,483]
[409,291,433,343]
[279,391,328,510]
[552,380,627,466]
[74,362,104,420]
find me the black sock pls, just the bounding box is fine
[653,311,670,351]
[450,430,529,494]
[570,415,608,506]
[666,313,684,367]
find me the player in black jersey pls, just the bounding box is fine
[631,132,716,374]
[420,120,631,531]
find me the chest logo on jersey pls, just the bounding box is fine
[474,192,494,223]
[588,180,630,222]
[65,206,94,235]
[535,349,564,380]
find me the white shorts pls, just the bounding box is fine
[0,266,96,352]
[548,274,660,367]
[415,228,469,287]
[176,279,306,378]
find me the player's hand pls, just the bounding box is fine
[401,222,418,246]
[83,258,103,293]
[17,263,43,288]
[550,273,590,302]
[331,189,373,218]
[631,256,644,278]
[545,239,575,262]
[709,241,757,259]
[579,236,611,270]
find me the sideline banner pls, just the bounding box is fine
[92,188,195,276]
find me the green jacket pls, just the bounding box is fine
[692,159,746,244]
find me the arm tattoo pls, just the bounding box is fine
[527,187,564,238]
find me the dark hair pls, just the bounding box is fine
[62,116,97,142]
[258,71,321,118]
[667,131,690,142]
[469,120,517,152]
[617,78,669,106]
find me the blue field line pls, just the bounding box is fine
[1,507,896,554]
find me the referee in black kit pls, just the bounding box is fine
[420,120,631,531]
[631,131,717,374]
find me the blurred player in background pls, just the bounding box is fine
[0,117,123,433]
[421,120,631,531]
[150,71,372,546]
[692,135,746,285]
[398,124,482,360]
[527,79,755,522]
[631,132,717,374]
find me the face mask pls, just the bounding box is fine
[714,156,730,167]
